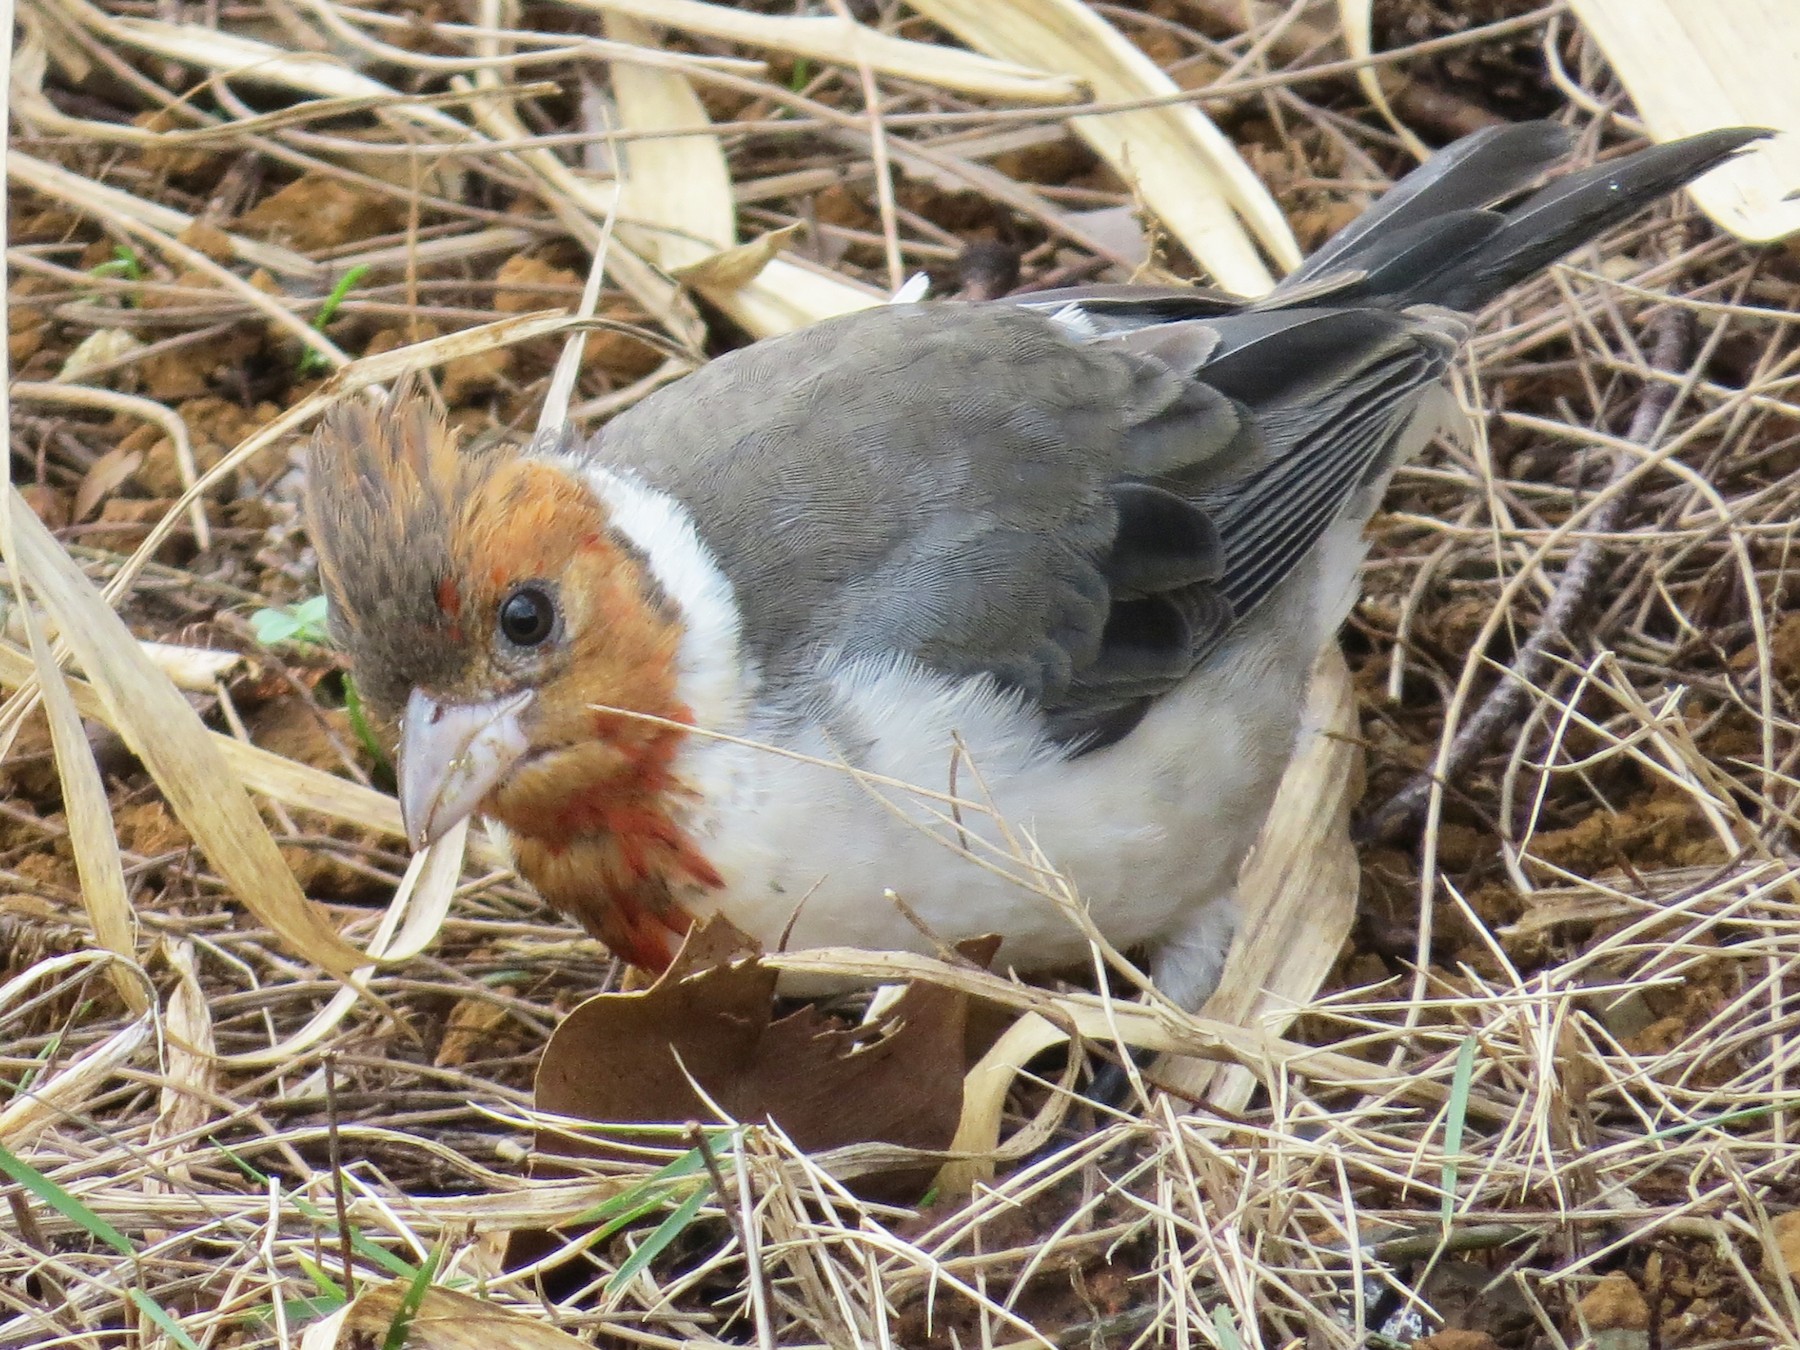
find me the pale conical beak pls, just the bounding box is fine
[397,687,534,851]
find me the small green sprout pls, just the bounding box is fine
[342,672,392,776]
[88,244,145,283]
[298,264,371,375]
[250,594,332,648]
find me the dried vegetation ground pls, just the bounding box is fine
[4,1,1800,1348]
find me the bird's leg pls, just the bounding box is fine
[1082,892,1241,1114]
[1147,891,1239,1015]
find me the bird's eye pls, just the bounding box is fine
[498,585,557,648]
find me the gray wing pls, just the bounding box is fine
[1050,305,1456,742]
[583,122,1759,751]
[588,301,1452,750]
[588,304,1229,705]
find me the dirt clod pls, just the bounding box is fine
[1579,1272,1652,1332]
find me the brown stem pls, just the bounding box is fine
[1360,307,1696,846]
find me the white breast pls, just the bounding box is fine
[568,456,1358,989]
[681,540,1353,985]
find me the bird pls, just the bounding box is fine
[305,122,1761,1013]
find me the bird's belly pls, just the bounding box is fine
[680,629,1319,983]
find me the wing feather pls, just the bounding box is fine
[590,123,1758,757]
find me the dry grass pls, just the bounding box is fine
[4,1,1800,1347]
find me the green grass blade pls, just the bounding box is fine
[592,1184,696,1244]
[0,1142,134,1257]
[298,265,371,374]
[572,1143,712,1228]
[298,1254,347,1301]
[283,1194,419,1279]
[254,1293,349,1327]
[342,673,391,774]
[130,1290,204,1350]
[1641,1095,1800,1142]
[607,1185,710,1292]
[382,1243,442,1350]
[1440,1034,1479,1227]
[209,1135,270,1185]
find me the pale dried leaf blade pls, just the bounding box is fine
[139,641,244,692]
[0,636,438,850]
[80,10,463,133]
[939,1012,1068,1195]
[327,311,580,391]
[1569,0,1800,242]
[151,939,218,1181]
[1335,0,1428,161]
[386,819,471,963]
[606,13,735,256]
[907,0,1298,294]
[606,16,878,333]
[556,0,1079,102]
[20,594,144,1013]
[7,151,321,279]
[8,490,371,978]
[454,71,705,348]
[224,737,409,840]
[714,256,881,334]
[56,328,145,384]
[0,1011,153,1148]
[668,223,803,289]
[72,447,142,524]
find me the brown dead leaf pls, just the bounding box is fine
[300,1281,589,1350]
[669,223,803,290]
[73,446,144,522]
[532,917,983,1197]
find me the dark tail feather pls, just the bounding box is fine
[1419,127,1766,310]
[1275,125,1767,313]
[1283,121,1575,289]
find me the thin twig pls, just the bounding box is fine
[1361,306,1697,845]
[324,1053,357,1299]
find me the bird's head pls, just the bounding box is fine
[303,389,685,853]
